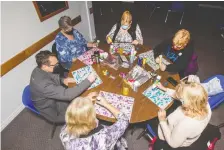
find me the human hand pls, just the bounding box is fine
[96,96,109,107]
[159,63,166,71]
[158,109,166,122]
[155,57,160,64]
[156,82,167,91]
[87,72,96,83]
[187,75,200,83]
[106,36,112,44]
[92,43,97,48]
[87,92,99,103]
[72,58,77,62]
[63,77,76,86]
[132,40,139,45]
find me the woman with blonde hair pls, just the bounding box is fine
[149,81,212,149]
[60,95,129,150]
[154,29,194,78]
[106,11,143,53]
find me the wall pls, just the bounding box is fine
[1,1,96,131]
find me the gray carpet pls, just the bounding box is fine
[1,2,224,150]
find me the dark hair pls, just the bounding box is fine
[58,16,72,31]
[35,50,56,67]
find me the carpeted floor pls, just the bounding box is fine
[1,2,224,150]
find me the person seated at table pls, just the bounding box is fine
[154,29,194,78]
[106,11,143,53]
[60,95,129,150]
[149,81,212,149]
[30,50,97,123]
[55,16,97,70]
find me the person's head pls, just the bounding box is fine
[172,29,190,51]
[120,11,132,30]
[35,50,58,73]
[65,97,97,137]
[175,82,208,118]
[58,16,73,35]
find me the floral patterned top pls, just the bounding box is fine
[60,113,129,150]
[107,23,143,45]
[55,29,88,69]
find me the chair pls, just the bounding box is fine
[99,2,114,16]
[22,85,61,139]
[203,75,224,109]
[165,2,185,25]
[220,24,224,52]
[183,52,199,77]
[144,2,161,20]
[138,123,222,150]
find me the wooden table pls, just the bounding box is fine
[68,44,180,124]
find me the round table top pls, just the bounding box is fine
[68,44,180,124]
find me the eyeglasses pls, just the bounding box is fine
[48,62,59,67]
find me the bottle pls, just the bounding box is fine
[122,79,130,96]
[107,36,113,44]
[110,45,114,54]
[133,81,140,92]
[152,75,161,88]
[96,40,100,47]
[142,57,146,68]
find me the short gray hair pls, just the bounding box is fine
[58,16,72,31]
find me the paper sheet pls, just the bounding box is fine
[143,85,173,109]
[72,65,102,90]
[95,91,134,120]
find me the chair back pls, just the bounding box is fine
[171,2,184,11]
[203,75,224,109]
[22,85,40,114]
[184,52,199,77]
[52,42,58,58]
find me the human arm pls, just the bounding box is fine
[43,73,96,101]
[106,24,117,44]
[153,39,171,59]
[87,42,97,48]
[96,96,120,118]
[159,118,193,148]
[74,29,87,46]
[96,96,129,149]
[133,24,143,45]
[156,82,177,99]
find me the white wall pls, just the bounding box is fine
[1,1,96,131]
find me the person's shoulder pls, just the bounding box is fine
[160,38,172,45]
[55,32,63,39]
[55,32,64,42]
[31,69,52,85]
[73,29,80,34]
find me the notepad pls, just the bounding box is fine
[72,65,102,90]
[95,91,134,120]
[143,85,173,109]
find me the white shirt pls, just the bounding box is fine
[158,103,212,148]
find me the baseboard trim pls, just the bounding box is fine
[1,104,25,132]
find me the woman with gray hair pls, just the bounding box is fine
[55,16,97,70]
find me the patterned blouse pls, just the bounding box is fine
[60,113,129,150]
[107,23,143,45]
[55,29,88,69]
